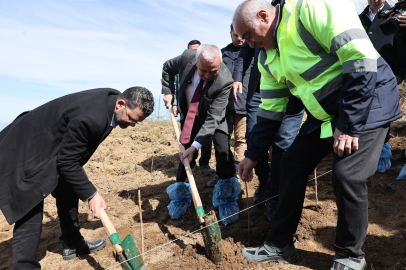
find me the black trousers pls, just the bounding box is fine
[12,177,83,269]
[199,139,212,166]
[199,112,235,167]
[177,117,235,182]
[266,126,388,258]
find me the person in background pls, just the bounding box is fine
[220,24,247,180]
[359,0,406,85]
[359,0,406,172]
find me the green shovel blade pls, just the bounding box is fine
[202,210,222,264]
[122,234,145,270]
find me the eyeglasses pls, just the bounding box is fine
[124,105,141,126]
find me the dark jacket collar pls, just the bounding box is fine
[360,2,391,18]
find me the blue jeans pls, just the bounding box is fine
[246,91,303,202]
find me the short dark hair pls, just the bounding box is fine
[119,87,154,117]
[187,40,201,48]
[230,23,234,31]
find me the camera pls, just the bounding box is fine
[378,0,406,35]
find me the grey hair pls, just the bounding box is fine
[233,0,275,29]
[119,86,154,117]
[195,44,222,63]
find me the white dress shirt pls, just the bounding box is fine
[368,5,384,22]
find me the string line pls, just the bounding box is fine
[104,170,333,270]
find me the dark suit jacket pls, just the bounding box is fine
[161,49,233,146]
[232,42,261,102]
[221,43,248,115]
[359,3,406,78]
[0,88,119,224]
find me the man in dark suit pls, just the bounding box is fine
[162,44,235,183]
[359,0,406,85]
[0,87,154,269]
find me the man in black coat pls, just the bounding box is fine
[221,24,248,180]
[359,0,406,84]
[0,87,154,269]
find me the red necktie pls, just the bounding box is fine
[180,79,204,144]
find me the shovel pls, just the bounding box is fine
[169,106,222,264]
[100,208,146,270]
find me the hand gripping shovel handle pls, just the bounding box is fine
[100,207,124,255]
[169,106,205,224]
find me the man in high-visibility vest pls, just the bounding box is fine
[233,0,401,269]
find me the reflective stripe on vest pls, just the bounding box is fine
[280,0,344,138]
[257,49,291,121]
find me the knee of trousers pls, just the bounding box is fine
[332,166,366,189]
[279,149,296,178]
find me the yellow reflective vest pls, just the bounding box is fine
[258,0,378,138]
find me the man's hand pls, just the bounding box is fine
[173,107,178,117]
[399,14,406,27]
[88,193,107,219]
[333,128,359,157]
[163,94,173,109]
[238,157,258,182]
[232,81,243,102]
[396,76,403,85]
[180,146,196,164]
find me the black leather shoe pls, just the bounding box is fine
[62,238,107,260]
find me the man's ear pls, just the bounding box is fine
[116,99,126,109]
[258,10,269,23]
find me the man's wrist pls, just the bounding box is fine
[191,141,202,150]
[86,191,98,201]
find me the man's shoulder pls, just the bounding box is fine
[181,49,197,61]
[359,5,369,16]
[216,63,234,85]
[221,43,234,54]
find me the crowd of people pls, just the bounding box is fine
[1,0,406,269]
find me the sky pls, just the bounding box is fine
[0,0,398,130]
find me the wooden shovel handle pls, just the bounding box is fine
[99,207,124,255]
[169,106,204,223]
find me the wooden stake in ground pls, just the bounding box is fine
[371,175,374,187]
[314,168,318,210]
[138,190,145,255]
[244,182,250,243]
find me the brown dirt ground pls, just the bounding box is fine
[1,117,406,270]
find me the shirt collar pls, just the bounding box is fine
[368,5,384,21]
[110,114,117,128]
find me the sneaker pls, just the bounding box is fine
[199,164,215,175]
[62,238,107,260]
[242,241,299,263]
[265,201,278,223]
[206,174,219,187]
[331,255,366,270]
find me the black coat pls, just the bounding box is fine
[359,3,406,78]
[221,43,248,115]
[232,42,261,102]
[0,88,119,224]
